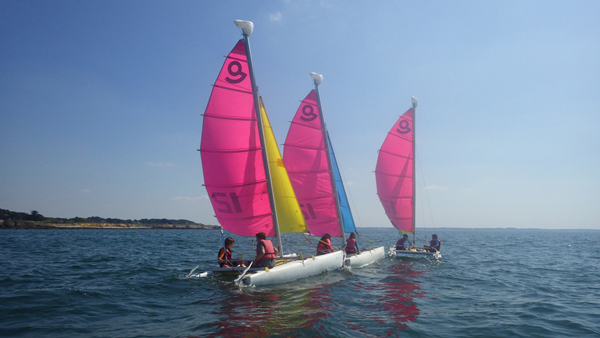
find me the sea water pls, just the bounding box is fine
[0,228,598,337]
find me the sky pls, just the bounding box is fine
[1,1,599,230]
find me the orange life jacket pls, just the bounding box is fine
[257,239,276,261]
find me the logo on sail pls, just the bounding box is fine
[300,104,318,122]
[225,61,247,84]
[396,120,411,134]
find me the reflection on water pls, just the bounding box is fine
[200,276,343,337]
[379,261,424,330]
[339,260,425,336]
[195,262,426,337]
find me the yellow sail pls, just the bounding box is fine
[260,98,308,233]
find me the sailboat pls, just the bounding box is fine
[200,20,344,286]
[375,97,441,259]
[283,73,385,268]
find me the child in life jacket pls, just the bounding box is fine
[424,234,441,252]
[218,237,246,268]
[253,232,278,268]
[344,232,360,254]
[396,234,411,250]
[316,233,334,256]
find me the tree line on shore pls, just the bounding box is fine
[0,208,218,229]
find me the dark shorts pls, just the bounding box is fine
[256,259,275,268]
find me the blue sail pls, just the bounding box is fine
[327,133,356,233]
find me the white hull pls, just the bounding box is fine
[390,246,441,260]
[344,246,386,268]
[242,250,344,286]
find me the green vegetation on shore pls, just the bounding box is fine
[0,208,219,230]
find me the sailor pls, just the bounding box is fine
[316,233,334,255]
[344,232,360,254]
[218,237,246,268]
[396,234,411,250]
[424,234,441,252]
[253,232,278,268]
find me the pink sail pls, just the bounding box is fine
[375,108,415,234]
[283,90,341,236]
[200,40,273,236]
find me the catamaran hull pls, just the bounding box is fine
[242,250,344,286]
[392,247,441,260]
[344,246,386,268]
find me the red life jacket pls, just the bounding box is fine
[218,248,232,260]
[345,238,357,253]
[257,239,276,260]
[316,238,332,252]
[218,248,232,267]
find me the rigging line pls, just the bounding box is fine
[292,236,308,253]
[356,234,383,247]
[302,233,318,249]
[311,234,342,250]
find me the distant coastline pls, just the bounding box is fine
[0,220,219,230]
[0,208,219,230]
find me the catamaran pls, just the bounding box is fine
[375,97,441,259]
[199,20,344,286]
[283,73,385,268]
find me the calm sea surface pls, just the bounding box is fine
[1,228,599,337]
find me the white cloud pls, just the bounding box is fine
[269,11,282,22]
[147,162,176,167]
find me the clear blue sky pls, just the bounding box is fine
[1,1,598,229]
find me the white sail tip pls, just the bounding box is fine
[234,20,254,36]
[411,96,419,108]
[310,72,323,85]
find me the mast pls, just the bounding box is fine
[235,20,284,257]
[311,72,347,243]
[411,96,418,246]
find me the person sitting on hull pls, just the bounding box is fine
[316,233,334,256]
[344,232,360,255]
[253,232,278,268]
[424,234,441,252]
[218,237,246,268]
[396,234,411,250]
